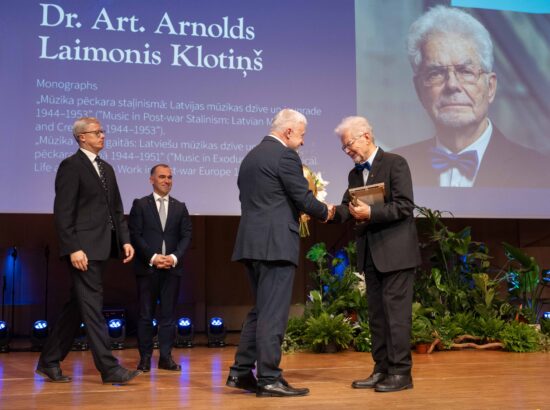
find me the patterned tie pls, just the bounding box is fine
[355,161,371,171]
[95,156,114,230]
[95,156,109,194]
[158,198,167,255]
[430,147,479,180]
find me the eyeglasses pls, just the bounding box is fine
[418,64,485,87]
[80,129,105,137]
[341,133,365,152]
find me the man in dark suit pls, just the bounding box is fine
[129,164,192,373]
[36,117,141,385]
[393,5,548,188]
[333,116,421,392]
[226,108,335,397]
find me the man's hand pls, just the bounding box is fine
[322,204,336,223]
[152,254,172,269]
[70,250,88,271]
[349,199,371,221]
[122,243,135,264]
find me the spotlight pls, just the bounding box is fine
[72,322,88,351]
[542,269,550,283]
[152,319,159,349]
[107,318,125,350]
[31,320,49,351]
[0,321,10,353]
[544,312,550,320]
[207,317,226,347]
[175,317,194,348]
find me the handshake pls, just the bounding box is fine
[323,204,337,223]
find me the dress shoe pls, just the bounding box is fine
[257,380,309,397]
[226,372,258,393]
[137,357,151,372]
[102,368,142,385]
[35,365,72,383]
[352,372,386,389]
[158,357,181,371]
[374,374,413,392]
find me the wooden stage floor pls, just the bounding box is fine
[0,343,547,410]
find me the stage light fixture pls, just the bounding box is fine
[207,317,226,347]
[72,322,88,351]
[542,269,550,283]
[544,312,550,320]
[152,318,159,349]
[107,318,126,350]
[0,321,10,353]
[175,317,194,348]
[31,320,49,351]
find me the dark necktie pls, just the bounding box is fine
[430,147,479,180]
[95,156,114,230]
[95,156,109,194]
[355,161,371,171]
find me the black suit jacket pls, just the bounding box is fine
[392,127,549,188]
[128,194,192,277]
[232,136,328,266]
[334,148,421,273]
[54,149,129,260]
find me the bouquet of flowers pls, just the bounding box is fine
[300,165,329,237]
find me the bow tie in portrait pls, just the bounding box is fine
[430,147,479,180]
[355,161,371,171]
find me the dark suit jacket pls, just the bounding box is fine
[232,136,328,266]
[128,194,192,277]
[334,148,421,273]
[54,149,129,260]
[392,127,549,188]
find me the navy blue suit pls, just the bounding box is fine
[129,194,192,360]
[230,136,328,385]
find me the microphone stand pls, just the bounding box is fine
[10,247,17,336]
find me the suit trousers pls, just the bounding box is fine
[364,250,414,375]
[136,270,180,360]
[229,260,295,385]
[38,259,120,376]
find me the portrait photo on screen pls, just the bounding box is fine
[355,0,550,218]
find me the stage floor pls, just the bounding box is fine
[0,342,547,409]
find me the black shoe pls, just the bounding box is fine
[374,374,413,392]
[257,381,309,397]
[352,372,387,389]
[137,357,151,372]
[102,368,142,385]
[35,365,72,383]
[226,372,258,393]
[158,357,181,371]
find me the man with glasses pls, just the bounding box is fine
[36,117,141,385]
[333,116,420,392]
[394,5,547,187]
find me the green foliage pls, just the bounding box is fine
[353,321,372,352]
[540,318,550,336]
[282,316,308,353]
[304,312,354,353]
[499,322,540,352]
[432,314,464,349]
[502,242,544,322]
[472,316,506,341]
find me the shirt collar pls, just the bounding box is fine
[436,119,492,169]
[153,192,169,202]
[268,134,287,147]
[80,147,98,163]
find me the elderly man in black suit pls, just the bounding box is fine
[333,116,421,392]
[35,117,140,385]
[129,164,192,373]
[393,5,548,188]
[226,108,335,397]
